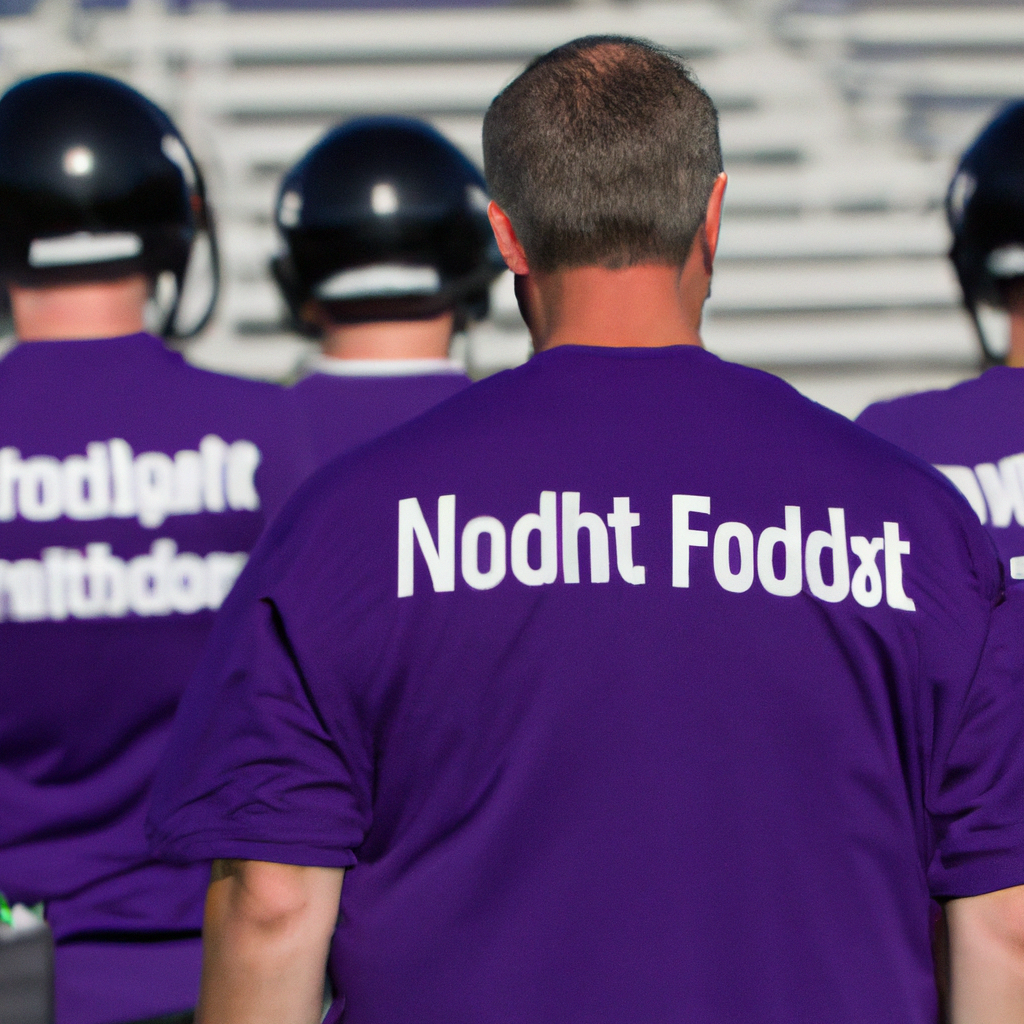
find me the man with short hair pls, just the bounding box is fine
[149,38,1024,1024]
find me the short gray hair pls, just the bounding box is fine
[483,36,722,273]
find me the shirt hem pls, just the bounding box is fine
[151,832,358,870]
[929,855,1024,900]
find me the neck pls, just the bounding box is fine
[522,262,708,354]
[487,172,726,355]
[321,313,455,361]
[10,275,149,342]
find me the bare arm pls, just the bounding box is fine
[947,884,1024,1023]
[196,859,344,1024]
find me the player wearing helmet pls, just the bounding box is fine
[0,72,312,1024]
[151,38,1024,1024]
[857,102,1024,579]
[273,117,504,468]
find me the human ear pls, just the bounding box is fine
[487,202,530,276]
[703,173,728,265]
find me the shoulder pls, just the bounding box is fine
[705,353,954,471]
[856,372,1000,439]
[163,355,308,477]
[164,355,295,436]
[289,371,343,392]
[174,358,286,401]
[855,369,1024,478]
[694,355,1001,575]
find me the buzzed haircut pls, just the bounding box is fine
[483,36,722,274]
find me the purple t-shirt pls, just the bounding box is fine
[858,368,1024,579]
[289,360,471,467]
[0,334,313,1024]
[150,345,1024,1024]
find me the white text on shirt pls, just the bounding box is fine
[0,435,261,530]
[397,492,915,612]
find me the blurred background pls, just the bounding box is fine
[0,0,1019,417]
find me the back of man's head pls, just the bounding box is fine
[483,36,722,274]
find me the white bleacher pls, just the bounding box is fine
[0,0,1019,416]
[92,1,743,60]
[780,2,1024,158]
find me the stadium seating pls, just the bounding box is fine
[0,0,1020,416]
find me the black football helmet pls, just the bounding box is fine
[0,71,219,338]
[271,116,505,333]
[947,100,1024,363]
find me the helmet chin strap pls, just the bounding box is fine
[967,299,1007,367]
[167,222,221,340]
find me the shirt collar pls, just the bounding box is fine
[301,354,466,378]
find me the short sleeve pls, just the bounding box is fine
[147,550,372,867]
[927,583,1024,898]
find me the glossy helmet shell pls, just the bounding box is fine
[0,71,218,338]
[947,101,1024,363]
[271,116,504,331]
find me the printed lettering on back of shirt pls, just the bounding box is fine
[935,453,1024,529]
[396,492,916,612]
[0,434,262,529]
[0,540,247,623]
